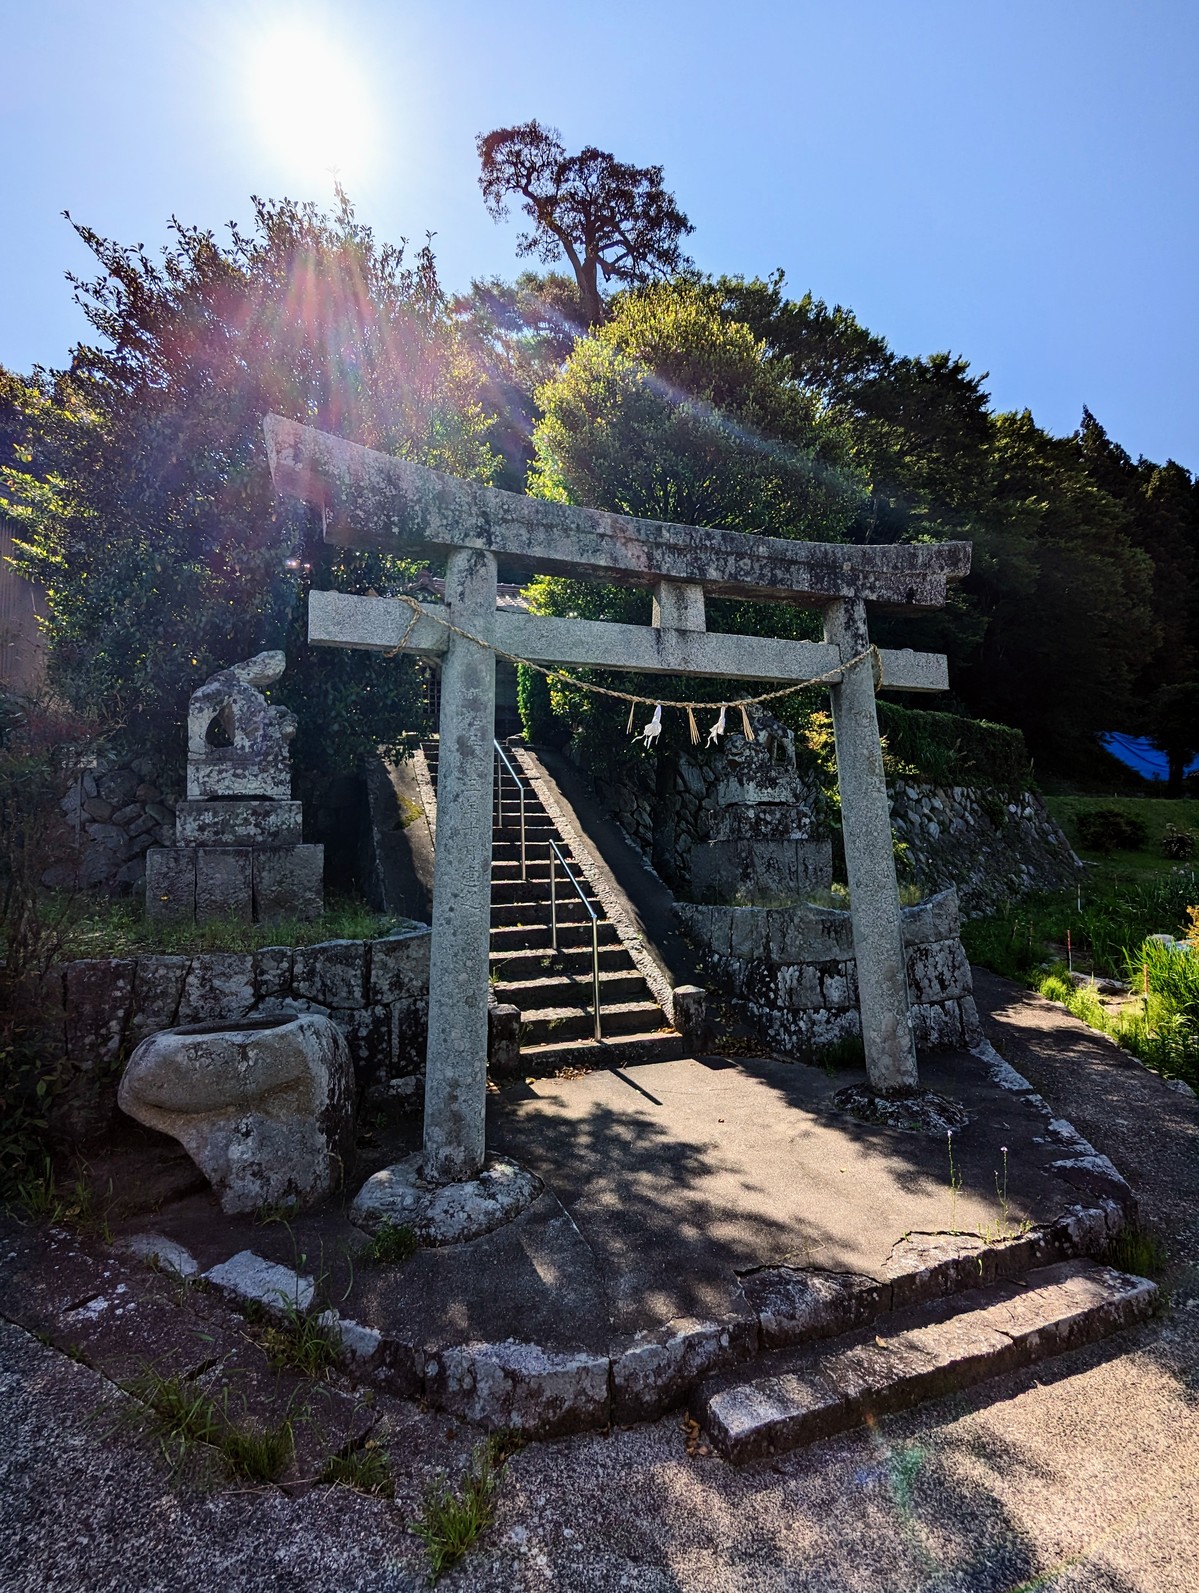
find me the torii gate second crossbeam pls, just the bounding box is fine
[264,414,972,1184]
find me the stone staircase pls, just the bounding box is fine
[420,738,681,1073]
[696,1257,1155,1463]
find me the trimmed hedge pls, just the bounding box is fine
[876,702,1032,791]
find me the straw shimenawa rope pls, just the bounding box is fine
[382,591,882,727]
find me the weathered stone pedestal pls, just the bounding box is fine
[146,652,323,924]
[689,718,831,907]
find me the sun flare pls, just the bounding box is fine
[243,23,377,187]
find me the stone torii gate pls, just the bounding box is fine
[264,414,971,1186]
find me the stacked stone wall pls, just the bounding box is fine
[589,745,1077,917]
[48,755,178,894]
[31,927,430,1144]
[677,888,980,1057]
[887,782,1079,916]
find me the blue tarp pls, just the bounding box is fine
[1101,732,1199,782]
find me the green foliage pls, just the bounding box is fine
[709,275,1170,764]
[257,1304,341,1379]
[357,1219,419,1266]
[320,1442,394,1497]
[2,192,498,779]
[1048,796,1199,864]
[12,1157,112,1239]
[875,701,1031,790]
[515,663,560,745]
[1076,807,1149,854]
[1034,937,1199,1090]
[1161,825,1196,860]
[123,1370,295,1483]
[530,281,861,538]
[413,1435,514,1582]
[1103,1222,1170,1279]
[962,861,1196,987]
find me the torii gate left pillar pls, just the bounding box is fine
[422,547,497,1182]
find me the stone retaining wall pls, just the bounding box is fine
[48,755,178,894]
[888,782,1079,916]
[677,887,980,1056]
[592,745,1077,917]
[34,927,430,1144]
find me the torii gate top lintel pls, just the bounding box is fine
[263,414,970,611]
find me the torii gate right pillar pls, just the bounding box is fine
[825,597,919,1095]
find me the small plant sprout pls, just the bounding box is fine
[995,1146,1010,1228]
[946,1130,962,1234]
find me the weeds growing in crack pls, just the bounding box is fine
[258,1301,340,1379]
[412,1433,518,1582]
[357,1219,418,1267]
[1104,1221,1170,1280]
[946,1130,961,1233]
[320,1440,394,1497]
[121,1369,294,1484]
[14,1156,113,1240]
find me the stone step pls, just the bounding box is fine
[490,898,603,928]
[517,1029,685,1072]
[491,858,591,884]
[490,921,623,952]
[697,1260,1156,1465]
[494,969,648,1008]
[490,877,600,904]
[489,945,631,980]
[520,999,670,1045]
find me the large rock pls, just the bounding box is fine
[118,1013,355,1215]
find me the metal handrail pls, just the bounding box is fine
[549,838,602,1041]
[493,739,527,881]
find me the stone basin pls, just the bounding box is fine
[118,1011,356,1216]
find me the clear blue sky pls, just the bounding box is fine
[3,0,1196,468]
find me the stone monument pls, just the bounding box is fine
[145,652,324,923]
[688,710,832,907]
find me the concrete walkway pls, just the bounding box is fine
[3,974,1199,1591]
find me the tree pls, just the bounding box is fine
[520,282,864,753]
[529,281,861,544]
[477,121,693,327]
[6,192,497,778]
[1147,682,1199,798]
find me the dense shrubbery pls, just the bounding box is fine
[875,702,1031,790]
[1076,807,1149,854]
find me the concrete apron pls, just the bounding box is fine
[328,1042,1134,1437]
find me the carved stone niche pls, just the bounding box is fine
[187,651,296,801]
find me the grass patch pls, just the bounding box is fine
[1104,1222,1170,1279]
[44,893,416,960]
[13,1157,113,1240]
[1033,941,1199,1091]
[320,1441,394,1497]
[258,1305,341,1379]
[357,1220,419,1267]
[1046,795,1199,874]
[412,1435,515,1582]
[123,1370,294,1483]
[962,867,1197,982]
